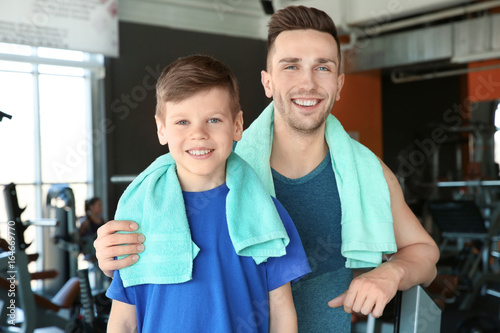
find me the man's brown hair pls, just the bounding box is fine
[155,55,240,121]
[267,6,341,69]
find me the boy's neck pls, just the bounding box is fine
[270,120,329,179]
[177,172,226,192]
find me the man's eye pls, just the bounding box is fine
[208,118,220,124]
[317,66,329,71]
[285,65,297,70]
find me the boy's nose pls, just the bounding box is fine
[190,123,208,140]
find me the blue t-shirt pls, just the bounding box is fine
[273,153,353,332]
[106,183,311,333]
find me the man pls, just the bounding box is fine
[95,6,439,332]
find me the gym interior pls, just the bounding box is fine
[1,1,500,332]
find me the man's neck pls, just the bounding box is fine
[270,121,328,179]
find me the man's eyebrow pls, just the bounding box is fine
[278,57,301,64]
[317,58,337,64]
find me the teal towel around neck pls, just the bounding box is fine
[116,152,290,287]
[235,102,397,268]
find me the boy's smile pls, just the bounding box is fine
[187,149,214,157]
[155,87,243,192]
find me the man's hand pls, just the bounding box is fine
[94,220,145,278]
[328,265,400,318]
[328,158,440,318]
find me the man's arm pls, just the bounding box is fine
[269,282,298,333]
[107,300,137,333]
[329,159,439,318]
[94,220,145,277]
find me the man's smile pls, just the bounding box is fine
[292,99,322,107]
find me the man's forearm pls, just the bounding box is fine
[383,242,439,290]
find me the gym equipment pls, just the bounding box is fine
[45,184,80,294]
[397,112,500,328]
[428,198,500,310]
[0,110,12,122]
[457,314,500,333]
[1,183,110,332]
[394,285,442,333]
[358,285,442,333]
[76,269,108,333]
[1,183,81,332]
[46,184,109,294]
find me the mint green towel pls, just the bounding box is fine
[235,102,397,268]
[116,152,290,287]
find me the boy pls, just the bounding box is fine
[106,55,311,332]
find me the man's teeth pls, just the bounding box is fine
[293,99,319,106]
[188,149,212,156]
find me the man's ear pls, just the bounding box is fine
[233,110,244,142]
[261,70,273,98]
[336,73,345,101]
[155,115,168,145]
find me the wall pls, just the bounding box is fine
[343,0,470,25]
[334,70,383,158]
[467,59,500,102]
[119,0,473,40]
[382,72,463,176]
[466,59,500,179]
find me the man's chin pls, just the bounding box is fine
[288,117,326,135]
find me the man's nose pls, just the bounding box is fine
[298,69,318,91]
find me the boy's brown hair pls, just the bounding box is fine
[155,55,240,121]
[267,6,341,69]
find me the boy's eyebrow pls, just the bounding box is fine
[167,111,230,118]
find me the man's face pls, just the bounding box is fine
[262,29,345,135]
[155,87,243,191]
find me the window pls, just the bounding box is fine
[0,43,106,279]
[494,101,500,167]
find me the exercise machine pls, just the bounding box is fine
[397,110,500,331]
[1,183,109,332]
[45,184,80,294]
[47,184,110,299]
[0,183,80,332]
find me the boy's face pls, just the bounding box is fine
[155,87,243,191]
[262,29,344,135]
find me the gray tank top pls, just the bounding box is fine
[273,152,352,332]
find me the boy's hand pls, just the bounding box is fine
[94,220,145,277]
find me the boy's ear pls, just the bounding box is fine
[233,110,244,142]
[155,115,168,146]
[261,70,273,98]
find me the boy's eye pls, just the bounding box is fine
[176,120,188,125]
[208,118,220,124]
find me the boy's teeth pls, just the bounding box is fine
[188,149,212,156]
[293,99,319,106]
